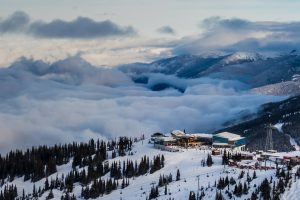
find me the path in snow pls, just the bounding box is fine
[274,123,284,133]
[274,122,300,151]
[286,134,300,151]
[282,177,300,200]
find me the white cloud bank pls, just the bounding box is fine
[0,56,282,153]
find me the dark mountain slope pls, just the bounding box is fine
[217,95,300,151]
[119,54,226,78]
[203,54,300,87]
[120,53,300,91]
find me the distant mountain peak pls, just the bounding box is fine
[221,52,264,65]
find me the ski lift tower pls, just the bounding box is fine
[265,124,274,151]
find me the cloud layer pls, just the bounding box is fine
[0,56,281,153]
[157,26,175,35]
[173,16,300,55]
[3,12,300,68]
[0,11,136,38]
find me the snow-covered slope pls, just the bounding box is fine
[1,139,298,200]
[119,54,225,78]
[220,52,264,65]
[119,52,264,79]
[120,52,300,90]
[251,75,300,96]
[282,166,300,200]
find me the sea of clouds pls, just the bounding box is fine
[0,55,282,153]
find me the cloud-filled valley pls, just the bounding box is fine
[0,56,282,153]
[2,11,299,153]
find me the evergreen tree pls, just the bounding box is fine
[168,173,172,183]
[206,154,213,167]
[253,171,257,179]
[176,169,180,181]
[158,175,163,187]
[164,184,167,195]
[238,170,244,179]
[215,190,224,200]
[296,167,300,178]
[260,178,271,200]
[44,177,50,191]
[188,191,196,200]
[243,182,248,194]
[46,190,54,199]
[149,186,159,199]
[222,150,228,165]
[229,177,236,185]
[277,178,285,194]
[250,192,257,200]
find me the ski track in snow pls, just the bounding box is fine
[274,123,284,133]
[287,134,300,151]
[282,179,300,200]
[282,167,300,200]
[274,122,300,151]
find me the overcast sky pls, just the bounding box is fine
[1,0,300,67]
[2,0,300,37]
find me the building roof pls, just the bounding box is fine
[155,137,176,142]
[151,132,166,137]
[188,133,213,138]
[171,130,185,137]
[240,152,255,156]
[212,142,231,146]
[214,132,244,140]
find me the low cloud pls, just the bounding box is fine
[0,56,281,153]
[0,11,30,33]
[157,26,175,35]
[173,17,300,55]
[0,11,136,38]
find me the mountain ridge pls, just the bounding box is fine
[216,95,300,151]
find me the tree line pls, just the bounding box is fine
[0,137,133,184]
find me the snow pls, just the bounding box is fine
[212,142,229,146]
[171,130,185,136]
[215,132,244,140]
[251,80,300,96]
[187,133,213,138]
[282,167,300,200]
[156,136,176,142]
[292,74,300,82]
[95,142,274,200]
[0,160,74,199]
[2,140,300,200]
[274,123,284,133]
[221,52,263,65]
[272,122,300,151]
[271,151,300,159]
[286,134,300,151]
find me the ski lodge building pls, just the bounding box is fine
[151,130,213,148]
[151,130,245,151]
[212,132,246,150]
[171,130,213,147]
